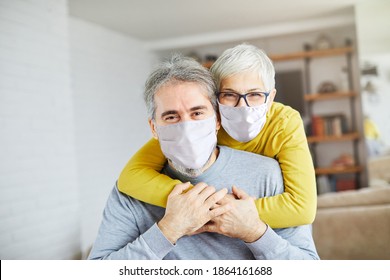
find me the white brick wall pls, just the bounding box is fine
[0,0,155,259]
[69,18,155,258]
[0,0,80,259]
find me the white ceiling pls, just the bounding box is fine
[68,0,362,48]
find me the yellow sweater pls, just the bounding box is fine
[118,102,317,228]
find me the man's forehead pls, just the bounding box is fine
[157,81,207,95]
[155,82,213,110]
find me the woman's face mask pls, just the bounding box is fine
[218,101,268,142]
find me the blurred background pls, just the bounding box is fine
[0,0,389,259]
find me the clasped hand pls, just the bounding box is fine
[157,182,231,244]
[197,186,267,243]
[158,183,267,244]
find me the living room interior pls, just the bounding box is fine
[0,0,389,260]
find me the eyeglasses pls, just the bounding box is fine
[217,91,269,107]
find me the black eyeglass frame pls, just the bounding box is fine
[217,91,270,107]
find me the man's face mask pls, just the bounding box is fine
[155,115,217,170]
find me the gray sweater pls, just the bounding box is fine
[89,146,319,260]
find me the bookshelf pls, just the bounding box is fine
[300,44,364,193]
[269,44,365,193]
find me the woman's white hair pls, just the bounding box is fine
[210,43,275,93]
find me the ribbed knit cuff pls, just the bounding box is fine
[141,223,175,259]
[245,226,281,259]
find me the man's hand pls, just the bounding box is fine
[157,182,231,244]
[196,186,267,243]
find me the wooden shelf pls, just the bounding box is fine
[204,47,354,66]
[304,91,358,102]
[270,46,353,62]
[307,132,360,143]
[315,165,363,175]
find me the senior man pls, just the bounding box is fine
[88,55,319,260]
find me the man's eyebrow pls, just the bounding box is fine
[161,110,178,118]
[190,105,208,111]
[160,106,208,118]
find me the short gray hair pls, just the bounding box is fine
[210,43,275,92]
[144,54,217,120]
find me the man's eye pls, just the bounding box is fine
[164,115,178,121]
[192,111,204,117]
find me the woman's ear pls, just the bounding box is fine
[148,119,159,139]
[267,88,277,110]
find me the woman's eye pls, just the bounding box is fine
[221,92,236,98]
[248,92,262,97]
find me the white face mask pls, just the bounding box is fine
[155,116,217,170]
[218,101,268,142]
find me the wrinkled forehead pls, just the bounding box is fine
[154,81,215,115]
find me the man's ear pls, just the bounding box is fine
[215,113,221,132]
[148,119,159,139]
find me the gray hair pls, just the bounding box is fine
[210,43,275,92]
[144,54,217,120]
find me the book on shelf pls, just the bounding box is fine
[310,114,348,137]
[317,175,336,194]
[336,178,356,191]
[317,175,356,194]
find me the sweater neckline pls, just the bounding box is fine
[163,146,231,185]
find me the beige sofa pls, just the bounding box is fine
[313,155,390,260]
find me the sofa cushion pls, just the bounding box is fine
[368,155,390,183]
[313,204,390,260]
[317,186,390,209]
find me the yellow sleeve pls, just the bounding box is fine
[254,113,317,228]
[118,138,182,207]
